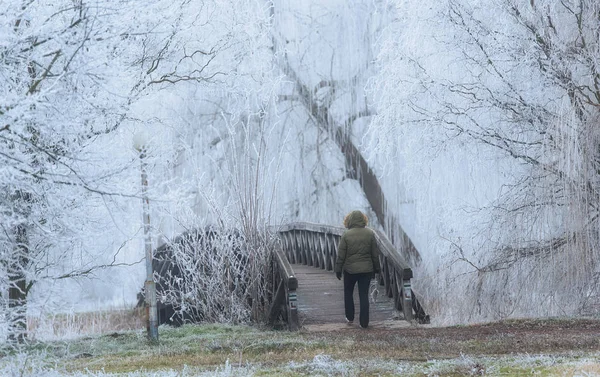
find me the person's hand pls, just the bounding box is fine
[336,271,342,280]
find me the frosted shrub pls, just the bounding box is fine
[151,226,273,325]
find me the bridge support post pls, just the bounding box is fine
[287,289,298,331]
[402,268,413,322]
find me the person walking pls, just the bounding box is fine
[335,210,381,328]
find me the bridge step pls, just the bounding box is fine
[293,264,401,325]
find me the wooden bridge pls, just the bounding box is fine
[268,223,428,330]
[144,222,428,330]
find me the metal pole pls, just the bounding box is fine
[140,148,158,342]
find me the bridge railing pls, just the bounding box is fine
[267,247,299,330]
[276,222,429,323]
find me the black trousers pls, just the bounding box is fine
[343,271,372,328]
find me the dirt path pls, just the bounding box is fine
[301,318,600,360]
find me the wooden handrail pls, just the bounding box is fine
[273,248,298,290]
[277,222,411,270]
[268,247,299,330]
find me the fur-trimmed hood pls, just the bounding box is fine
[343,210,368,229]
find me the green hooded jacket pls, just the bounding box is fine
[335,211,381,275]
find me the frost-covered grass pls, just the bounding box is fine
[27,309,144,341]
[2,322,600,376]
[3,351,600,376]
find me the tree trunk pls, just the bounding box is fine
[8,222,28,342]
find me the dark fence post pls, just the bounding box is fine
[402,268,413,322]
[287,285,298,331]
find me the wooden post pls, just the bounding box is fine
[270,248,299,331]
[402,268,413,322]
[287,288,298,331]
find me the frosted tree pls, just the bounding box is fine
[270,1,408,232]
[370,0,600,321]
[1,0,132,341]
[0,0,240,341]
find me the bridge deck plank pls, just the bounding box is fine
[292,264,401,326]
